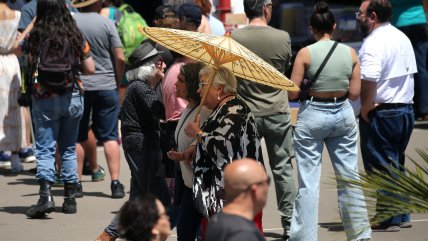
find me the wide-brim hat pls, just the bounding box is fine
[71,0,98,8]
[127,41,164,71]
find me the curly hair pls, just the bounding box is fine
[29,0,84,60]
[118,195,160,241]
[180,62,206,103]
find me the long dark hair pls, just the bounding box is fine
[29,0,84,59]
[180,62,205,104]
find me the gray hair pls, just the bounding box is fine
[199,66,237,94]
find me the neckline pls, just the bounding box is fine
[212,94,235,111]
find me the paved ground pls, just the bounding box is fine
[1,121,427,241]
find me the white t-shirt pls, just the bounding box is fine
[174,105,211,188]
[359,22,416,104]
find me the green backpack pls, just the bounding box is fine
[118,4,148,62]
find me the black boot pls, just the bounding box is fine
[62,183,77,214]
[26,179,55,218]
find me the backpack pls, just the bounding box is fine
[117,4,148,61]
[33,38,79,94]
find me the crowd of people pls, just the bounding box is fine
[0,0,424,241]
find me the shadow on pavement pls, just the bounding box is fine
[264,232,285,240]
[319,222,344,231]
[414,121,428,129]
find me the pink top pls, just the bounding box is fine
[163,61,187,121]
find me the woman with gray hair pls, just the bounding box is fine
[183,65,261,220]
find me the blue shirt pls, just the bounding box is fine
[18,0,77,30]
[390,0,426,27]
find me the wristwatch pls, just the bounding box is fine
[195,130,205,143]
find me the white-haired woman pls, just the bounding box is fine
[184,66,261,220]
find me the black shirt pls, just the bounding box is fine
[205,212,266,241]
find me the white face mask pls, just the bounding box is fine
[125,63,157,81]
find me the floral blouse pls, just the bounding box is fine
[193,96,261,218]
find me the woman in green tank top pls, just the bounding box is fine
[287,2,372,241]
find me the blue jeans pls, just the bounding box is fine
[399,24,428,116]
[359,104,414,226]
[32,92,83,183]
[290,100,371,241]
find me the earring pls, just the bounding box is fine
[217,92,221,100]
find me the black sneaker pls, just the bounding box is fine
[111,181,125,199]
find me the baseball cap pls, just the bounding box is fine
[154,4,177,20]
[177,3,202,26]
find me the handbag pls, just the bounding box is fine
[298,41,339,101]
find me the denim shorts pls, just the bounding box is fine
[78,89,120,142]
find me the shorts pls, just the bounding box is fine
[78,89,120,142]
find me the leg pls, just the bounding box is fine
[91,90,122,197]
[370,106,414,226]
[177,187,203,241]
[325,103,371,240]
[289,103,325,241]
[256,113,296,231]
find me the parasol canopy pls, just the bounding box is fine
[138,27,299,91]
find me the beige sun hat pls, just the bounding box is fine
[71,0,99,8]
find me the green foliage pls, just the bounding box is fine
[339,148,428,224]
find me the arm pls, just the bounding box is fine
[13,17,35,56]
[288,47,310,100]
[423,0,428,15]
[111,47,126,89]
[348,48,361,101]
[360,80,377,123]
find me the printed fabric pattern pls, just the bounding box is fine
[193,97,260,217]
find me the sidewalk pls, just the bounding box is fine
[1,121,427,241]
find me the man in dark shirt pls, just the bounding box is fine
[205,159,269,241]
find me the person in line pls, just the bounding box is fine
[205,158,269,241]
[288,2,372,241]
[390,0,428,121]
[357,0,416,232]
[14,0,95,218]
[194,0,225,36]
[0,0,24,171]
[118,195,171,241]
[167,62,210,241]
[72,0,126,199]
[231,0,296,238]
[182,66,261,235]
[94,42,170,241]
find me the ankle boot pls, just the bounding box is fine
[62,183,77,214]
[26,179,55,218]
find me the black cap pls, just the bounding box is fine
[177,3,202,26]
[127,42,164,71]
[154,4,177,20]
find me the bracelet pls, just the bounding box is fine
[195,130,204,143]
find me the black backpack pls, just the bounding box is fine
[33,38,79,94]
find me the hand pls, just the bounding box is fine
[167,149,185,162]
[184,114,201,138]
[361,104,375,123]
[183,145,196,166]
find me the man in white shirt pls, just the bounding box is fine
[357,0,416,232]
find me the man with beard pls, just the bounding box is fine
[357,0,417,232]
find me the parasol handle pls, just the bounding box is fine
[194,66,218,121]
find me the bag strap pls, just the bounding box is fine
[310,41,339,86]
